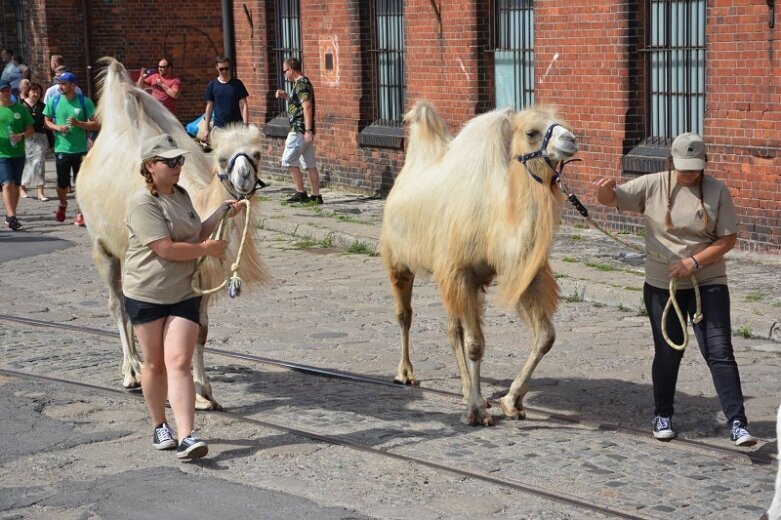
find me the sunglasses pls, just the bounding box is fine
[155,156,186,168]
[158,65,169,69]
[217,66,230,72]
[283,68,291,73]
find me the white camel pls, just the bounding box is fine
[765,405,781,520]
[76,57,268,410]
[380,100,578,425]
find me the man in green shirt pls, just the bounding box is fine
[0,79,34,230]
[43,71,99,225]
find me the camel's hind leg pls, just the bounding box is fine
[500,265,558,420]
[94,241,141,389]
[389,267,418,386]
[192,296,222,411]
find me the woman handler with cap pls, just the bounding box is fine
[593,133,755,447]
[124,133,244,460]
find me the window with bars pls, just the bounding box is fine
[273,0,302,116]
[645,0,706,140]
[493,0,534,109]
[369,0,405,126]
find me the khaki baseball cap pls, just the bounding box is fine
[671,133,706,171]
[140,134,189,161]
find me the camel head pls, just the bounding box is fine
[510,106,578,186]
[210,124,265,198]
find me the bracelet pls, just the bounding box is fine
[690,257,700,270]
[305,129,313,133]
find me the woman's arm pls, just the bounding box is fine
[199,200,245,241]
[148,237,226,261]
[668,233,737,279]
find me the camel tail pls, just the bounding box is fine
[403,100,453,169]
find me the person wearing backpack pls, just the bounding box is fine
[43,71,99,226]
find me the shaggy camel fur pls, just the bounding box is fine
[380,100,577,426]
[76,58,268,410]
[764,405,781,519]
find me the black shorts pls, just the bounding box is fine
[55,152,85,189]
[124,295,202,326]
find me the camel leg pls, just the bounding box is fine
[193,296,222,410]
[499,267,557,420]
[446,316,471,403]
[390,267,418,386]
[443,270,493,426]
[94,241,141,389]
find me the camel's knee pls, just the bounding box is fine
[465,340,484,362]
[396,308,412,329]
[535,326,556,355]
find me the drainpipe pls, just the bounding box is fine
[81,0,94,98]
[222,0,236,76]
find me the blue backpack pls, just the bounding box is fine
[49,92,88,124]
[50,92,98,142]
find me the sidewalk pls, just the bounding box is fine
[254,181,781,348]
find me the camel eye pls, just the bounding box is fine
[252,151,261,160]
[525,129,539,139]
[218,157,228,168]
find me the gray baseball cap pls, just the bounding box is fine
[671,133,706,171]
[141,134,189,161]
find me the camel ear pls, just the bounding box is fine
[245,124,262,139]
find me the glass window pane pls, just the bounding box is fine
[494,0,534,109]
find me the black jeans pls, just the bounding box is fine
[643,283,747,425]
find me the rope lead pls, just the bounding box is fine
[192,199,253,298]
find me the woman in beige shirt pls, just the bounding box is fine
[124,133,243,460]
[594,133,755,447]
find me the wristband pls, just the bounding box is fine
[305,129,313,133]
[690,257,700,270]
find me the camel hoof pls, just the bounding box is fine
[122,377,141,390]
[462,408,494,427]
[393,376,419,386]
[195,393,223,411]
[499,396,526,420]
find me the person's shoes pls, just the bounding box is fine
[652,415,676,440]
[38,196,49,202]
[20,192,29,198]
[176,433,208,460]
[56,204,67,222]
[285,191,309,203]
[5,216,21,231]
[74,213,85,227]
[152,422,177,450]
[730,420,757,447]
[308,194,323,205]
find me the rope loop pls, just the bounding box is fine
[192,199,252,297]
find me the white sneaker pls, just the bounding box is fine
[152,422,177,450]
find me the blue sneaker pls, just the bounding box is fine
[176,432,208,460]
[730,420,757,447]
[152,422,176,450]
[652,416,675,440]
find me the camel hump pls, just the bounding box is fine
[403,100,452,164]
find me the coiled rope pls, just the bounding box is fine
[191,199,252,298]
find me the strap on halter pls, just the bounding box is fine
[515,123,563,185]
[218,152,267,200]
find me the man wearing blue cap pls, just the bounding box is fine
[0,78,34,230]
[43,71,99,226]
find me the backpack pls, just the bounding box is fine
[49,92,88,124]
[50,92,98,144]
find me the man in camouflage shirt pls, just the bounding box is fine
[274,57,322,204]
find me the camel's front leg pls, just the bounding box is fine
[193,297,222,411]
[390,268,418,386]
[500,268,557,419]
[446,316,471,403]
[461,311,493,426]
[95,242,142,389]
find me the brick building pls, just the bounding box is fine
[2,1,779,251]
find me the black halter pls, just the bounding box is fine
[515,123,563,185]
[218,152,268,200]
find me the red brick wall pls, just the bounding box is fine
[24,0,223,122]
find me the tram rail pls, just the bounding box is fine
[0,312,774,470]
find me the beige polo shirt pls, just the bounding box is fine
[615,171,737,290]
[123,187,202,304]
